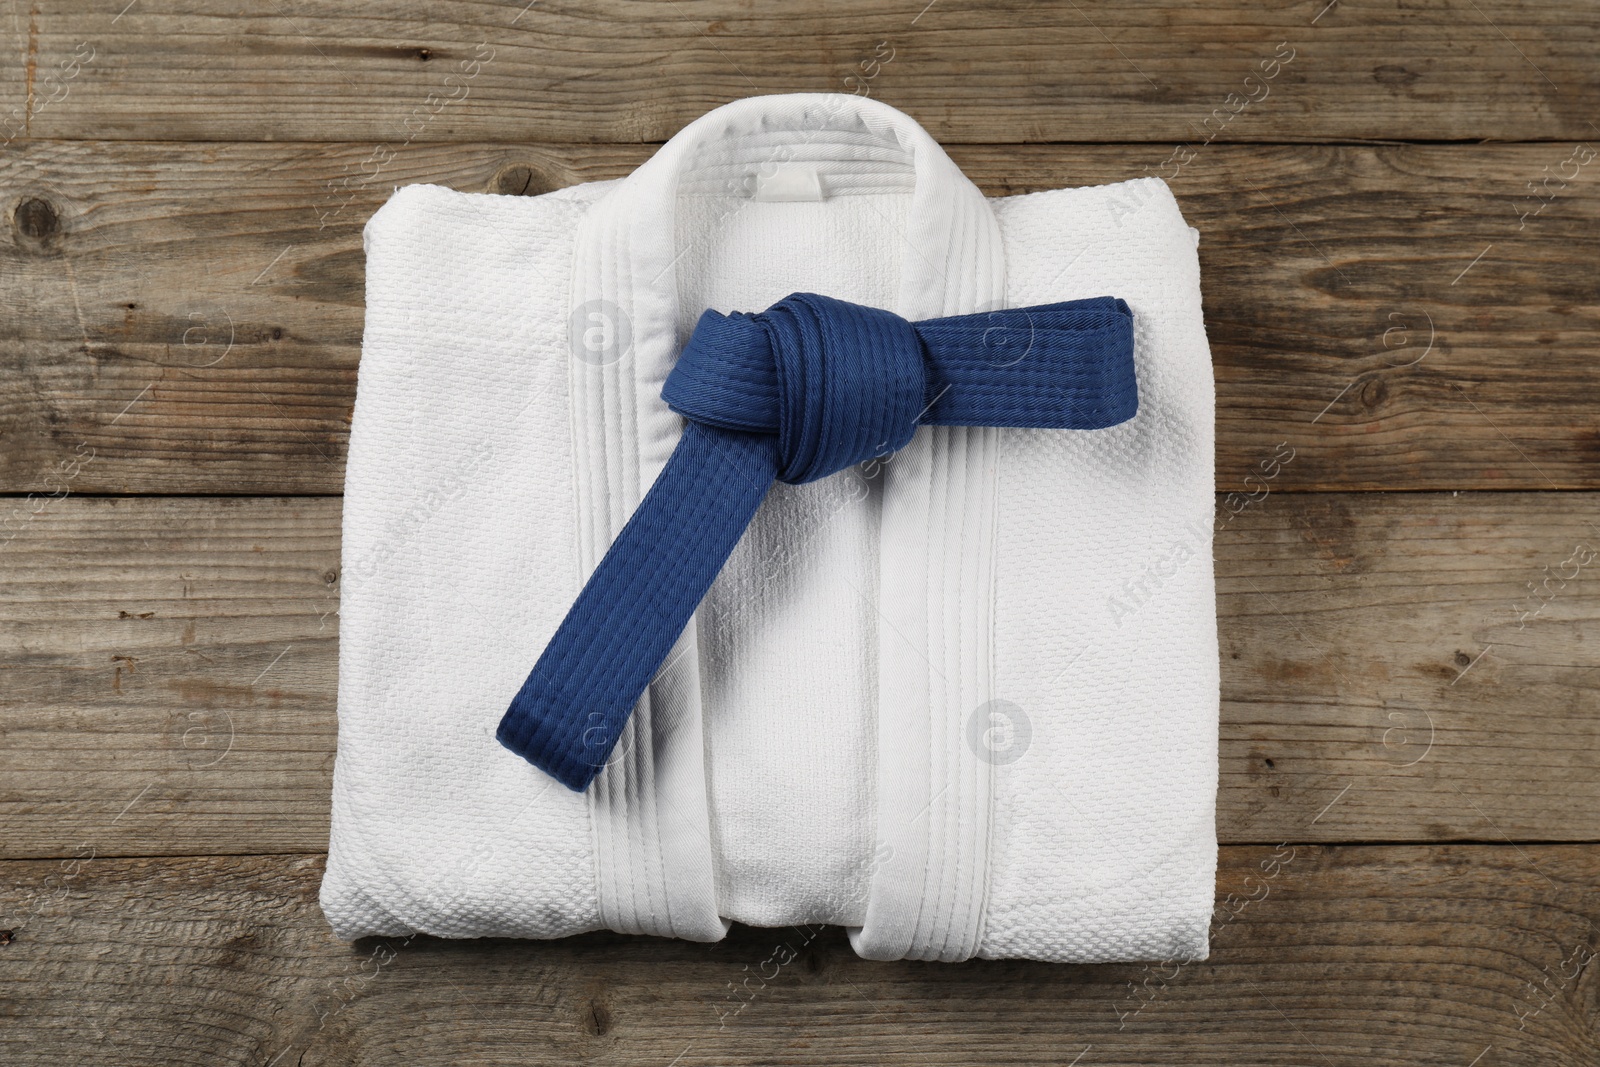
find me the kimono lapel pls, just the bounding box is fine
[568,94,1005,955]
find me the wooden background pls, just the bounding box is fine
[2,1,1598,1064]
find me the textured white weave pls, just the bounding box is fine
[323,94,1218,962]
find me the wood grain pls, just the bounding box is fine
[2,140,1598,494]
[5,1,1600,144]
[1,2,1594,1060]
[3,492,1596,860]
[1,846,1595,1065]
[0,496,338,858]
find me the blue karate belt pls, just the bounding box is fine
[498,292,1138,791]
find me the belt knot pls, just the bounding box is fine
[664,293,927,485]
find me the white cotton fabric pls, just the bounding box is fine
[322,94,1219,963]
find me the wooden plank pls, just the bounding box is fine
[3,140,1598,493]
[2,492,1597,860]
[12,1,1600,144]
[0,5,25,144]
[0,497,339,857]
[0,846,1595,1065]
[1215,490,1600,844]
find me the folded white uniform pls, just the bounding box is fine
[323,93,1219,963]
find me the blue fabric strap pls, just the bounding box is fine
[499,293,1138,790]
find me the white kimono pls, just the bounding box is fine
[322,93,1219,963]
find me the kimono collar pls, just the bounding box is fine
[570,93,1007,479]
